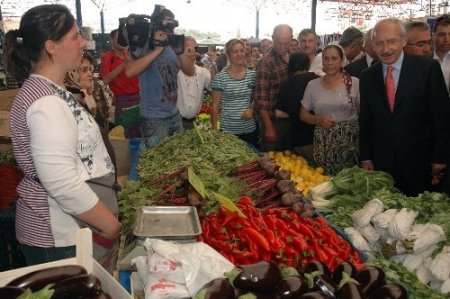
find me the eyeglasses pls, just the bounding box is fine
[79,66,94,73]
[407,40,433,48]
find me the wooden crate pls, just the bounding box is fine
[0,228,133,299]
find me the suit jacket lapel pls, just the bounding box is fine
[394,54,412,113]
[372,63,391,113]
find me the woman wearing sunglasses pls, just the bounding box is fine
[66,52,115,132]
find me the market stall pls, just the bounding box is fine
[2,91,450,298]
[112,121,450,298]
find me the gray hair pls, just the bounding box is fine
[184,36,197,45]
[404,21,430,33]
[364,28,374,43]
[273,24,293,38]
[339,27,363,48]
[298,28,317,39]
[373,18,406,38]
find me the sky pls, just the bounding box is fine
[2,0,437,43]
[72,0,355,41]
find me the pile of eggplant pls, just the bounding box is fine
[194,261,408,299]
[0,265,111,299]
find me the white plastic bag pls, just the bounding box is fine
[387,208,418,240]
[410,224,446,254]
[132,255,190,299]
[351,198,384,228]
[145,276,190,299]
[441,278,450,294]
[144,238,235,296]
[358,224,381,245]
[415,261,435,285]
[429,246,450,282]
[402,254,424,272]
[372,208,398,229]
[148,252,185,284]
[345,227,375,260]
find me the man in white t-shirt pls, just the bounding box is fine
[177,36,213,130]
[298,28,323,76]
[433,14,450,92]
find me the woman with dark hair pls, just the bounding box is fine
[300,44,360,175]
[276,52,319,164]
[100,29,141,138]
[4,4,121,270]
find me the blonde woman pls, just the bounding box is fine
[211,39,257,146]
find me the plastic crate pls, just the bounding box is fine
[0,203,26,271]
[0,229,133,299]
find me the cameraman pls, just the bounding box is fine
[124,8,194,140]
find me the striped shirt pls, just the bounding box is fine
[212,69,257,134]
[254,48,289,112]
[11,75,113,247]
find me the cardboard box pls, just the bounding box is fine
[0,228,133,299]
[0,88,18,111]
[0,111,10,137]
[110,139,131,176]
[0,88,18,138]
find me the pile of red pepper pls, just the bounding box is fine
[198,103,212,114]
[198,196,364,272]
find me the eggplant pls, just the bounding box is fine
[85,292,112,299]
[333,262,357,285]
[312,274,337,297]
[336,272,365,299]
[368,284,408,299]
[193,277,235,299]
[6,265,87,291]
[0,286,25,299]
[298,291,334,299]
[230,261,282,293]
[50,274,101,299]
[277,276,309,298]
[336,282,365,299]
[238,292,281,299]
[301,261,332,279]
[355,266,385,295]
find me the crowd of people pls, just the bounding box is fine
[3,3,450,270]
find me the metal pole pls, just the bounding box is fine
[256,9,260,39]
[311,0,317,31]
[0,5,3,21]
[76,0,83,27]
[100,9,105,51]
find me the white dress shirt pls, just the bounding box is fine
[434,51,450,92]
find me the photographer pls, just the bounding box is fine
[124,7,194,140]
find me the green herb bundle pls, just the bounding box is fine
[368,258,450,299]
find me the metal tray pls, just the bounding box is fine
[133,206,202,239]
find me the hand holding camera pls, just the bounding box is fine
[117,4,185,54]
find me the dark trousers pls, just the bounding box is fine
[20,244,76,266]
[259,117,292,152]
[236,130,259,148]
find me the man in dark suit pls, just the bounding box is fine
[359,18,450,196]
[345,28,378,78]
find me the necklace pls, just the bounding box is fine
[183,69,200,105]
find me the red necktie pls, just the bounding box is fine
[386,65,396,112]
